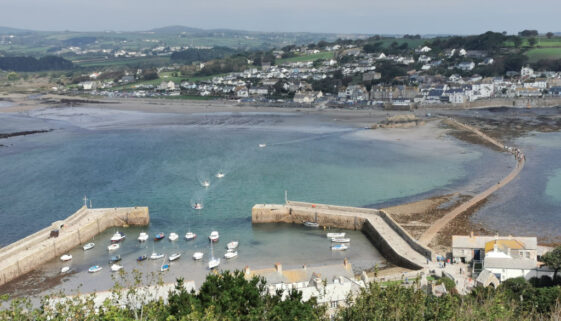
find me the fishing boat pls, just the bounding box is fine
[88,265,103,273]
[154,232,165,241]
[208,231,219,242]
[107,243,120,251]
[224,250,238,259]
[331,244,348,251]
[109,255,122,263]
[60,266,70,273]
[111,264,123,272]
[169,253,181,261]
[60,254,72,261]
[169,232,178,241]
[303,222,319,228]
[201,180,210,187]
[137,232,149,242]
[160,256,169,272]
[150,252,164,260]
[216,172,225,178]
[331,236,351,243]
[226,241,239,250]
[185,231,197,240]
[193,203,203,210]
[137,255,147,262]
[326,232,346,238]
[258,143,267,148]
[193,252,204,260]
[110,231,126,243]
[83,242,95,251]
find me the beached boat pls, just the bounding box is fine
[60,254,72,261]
[110,231,126,243]
[209,231,219,242]
[303,222,319,228]
[60,266,70,273]
[193,203,203,210]
[111,264,123,272]
[169,232,178,241]
[109,255,122,263]
[150,252,164,260]
[226,241,239,250]
[224,250,238,259]
[160,263,169,272]
[259,143,267,148]
[208,257,220,269]
[107,243,120,251]
[201,180,210,187]
[331,244,348,251]
[193,252,204,260]
[88,265,103,273]
[169,253,181,261]
[331,237,351,243]
[137,255,147,262]
[137,232,149,242]
[326,232,346,238]
[216,172,225,178]
[83,242,95,251]
[154,232,165,241]
[185,232,197,240]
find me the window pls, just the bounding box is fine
[331,301,338,308]
[526,252,530,259]
[519,251,523,257]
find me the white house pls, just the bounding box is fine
[235,86,249,98]
[418,55,431,63]
[521,66,535,77]
[419,46,432,53]
[457,61,475,71]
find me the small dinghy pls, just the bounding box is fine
[137,232,149,242]
[209,231,219,242]
[61,266,71,273]
[110,231,126,243]
[258,143,267,148]
[208,257,220,269]
[168,232,178,241]
[60,254,72,261]
[83,242,95,251]
[193,252,204,260]
[88,265,103,273]
[169,253,181,261]
[154,232,165,241]
[185,232,197,240]
[150,252,164,260]
[216,172,225,178]
[137,255,147,262]
[224,250,238,259]
[193,203,203,210]
[160,263,169,272]
[226,241,239,250]
[331,244,349,251]
[111,264,123,272]
[107,243,120,251]
[326,232,346,238]
[201,180,210,187]
[303,222,319,228]
[109,255,122,263]
[331,237,351,243]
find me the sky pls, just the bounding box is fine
[0,0,560,35]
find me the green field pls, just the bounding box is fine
[505,37,561,48]
[73,56,170,68]
[525,47,561,62]
[276,51,334,64]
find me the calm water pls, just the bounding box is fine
[0,107,507,295]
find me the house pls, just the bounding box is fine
[447,89,467,104]
[452,233,537,263]
[419,46,432,53]
[521,66,534,77]
[456,61,475,71]
[549,86,561,96]
[421,64,431,71]
[376,53,387,60]
[363,71,382,82]
[458,48,467,56]
[418,55,431,63]
[449,74,462,83]
[235,86,249,98]
[81,81,97,90]
[249,87,269,96]
[516,87,541,97]
[293,91,323,104]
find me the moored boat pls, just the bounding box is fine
[111,264,123,272]
[208,257,220,269]
[61,266,70,273]
[226,241,239,250]
[201,180,210,187]
[107,243,120,251]
[193,252,204,260]
[326,232,345,238]
[88,265,103,273]
[169,253,181,261]
[193,203,203,210]
[258,143,267,148]
[224,250,238,259]
[303,222,319,228]
[137,232,149,242]
[160,263,169,272]
[154,232,165,241]
[83,242,95,251]
[137,255,147,262]
[331,237,351,243]
[185,232,197,240]
[109,255,122,263]
[209,231,219,242]
[169,232,178,241]
[331,244,348,251]
[216,172,225,178]
[150,252,164,260]
[60,254,72,261]
[110,231,126,243]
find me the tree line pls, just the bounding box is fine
[0,56,73,72]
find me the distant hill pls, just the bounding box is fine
[0,26,30,34]
[147,25,205,34]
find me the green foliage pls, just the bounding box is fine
[542,246,561,281]
[170,47,237,64]
[437,277,456,292]
[0,56,73,72]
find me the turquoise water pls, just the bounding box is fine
[546,169,561,202]
[0,108,501,294]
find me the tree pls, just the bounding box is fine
[518,29,539,37]
[7,72,18,81]
[512,36,523,48]
[542,246,561,282]
[546,32,554,39]
[528,37,537,47]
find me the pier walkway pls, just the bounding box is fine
[0,206,149,287]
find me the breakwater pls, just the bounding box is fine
[0,206,149,287]
[252,201,431,270]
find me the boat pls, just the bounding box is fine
[83,242,95,251]
[160,255,169,272]
[88,265,103,273]
[224,250,238,259]
[137,232,149,242]
[326,232,346,238]
[185,232,197,240]
[201,180,210,187]
[216,172,225,178]
[150,252,164,260]
[111,264,123,272]
[60,266,70,273]
[169,232,178,241]
[60,254,72,261]
[107,243,120,251]
[208,231,219,242]
[193,203,203,210]
[110,231,126,243]
[258,143,267,148]
[137,255,147,262]
[331,244,349,251]
[169,253,181,261]
[331,237,351,243]
[154,232,165,241]
[208,242,220,269]
[303,222,319,228]
[109,255,122,263]
[193,252,204,260]
[226,241,239,250]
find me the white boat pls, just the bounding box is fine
[208,231,219,242]
[88,265,103,273]
[185,232,197,240]
[61,266,70,273]
[331,238,351,243]
[258,143,267,148]
[303,222,319,228]
[326,232,346,238]
[60,254,72,261]
[226,241,239,250]
[150,252,164,260]
[110,231,126,243]
[216,172,225,178]
[111,264,123,272]
[169,232,178,241]
[193,203,203,210]
[83,242,95,251]
[201,180,210,187]
[193,252,204,260]
[137,232,149,242]
[224,250,238,259]
[107,243,120,251]
[331,244,349,251]
[169,253,181,261]
[160,255,169,272]
[208,258,220,269]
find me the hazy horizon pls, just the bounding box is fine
[0,0,560,35]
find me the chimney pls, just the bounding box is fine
[243,266,250,276]
[275,263,282,274]
[470,231,474,238]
